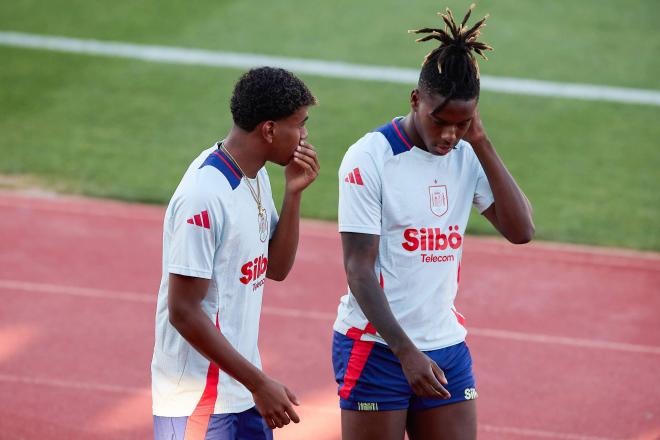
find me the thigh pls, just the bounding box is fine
[342,409,408,440]
[406,400,477,440]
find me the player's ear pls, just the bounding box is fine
[410,89,420,111]
[260,120,276,144]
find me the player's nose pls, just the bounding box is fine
[440,126,457,144]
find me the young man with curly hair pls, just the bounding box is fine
[151,67,319,440]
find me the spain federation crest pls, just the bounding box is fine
[429,185,448,217]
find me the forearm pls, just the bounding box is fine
[471,137,534,242]
[347,271,416,357]
[169,307,266,392]
[267,191,302,281]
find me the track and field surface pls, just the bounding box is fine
[0,191,659,439]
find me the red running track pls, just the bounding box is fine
[0,191,659,440]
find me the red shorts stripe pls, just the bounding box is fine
[338,339,375,400]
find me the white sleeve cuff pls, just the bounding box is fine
[168,265,213,279]
[338,224,381,235]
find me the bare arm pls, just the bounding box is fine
[342,232,450,399]
[267,141,319,281]
[465,109,535,244]
[168,273,299,429]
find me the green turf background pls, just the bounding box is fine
[1,0,659,250]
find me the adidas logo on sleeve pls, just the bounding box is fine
[186,210,211,229]
[344,167,364,185]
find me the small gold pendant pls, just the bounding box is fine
[258,208,268,243]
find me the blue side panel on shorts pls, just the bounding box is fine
[154,415,187,439]
[199,147,243,190]
[153,407,272,440]
[373,118,413,156]
[332,331,353,393]
[333,331,411,411]
[332,332,477,412]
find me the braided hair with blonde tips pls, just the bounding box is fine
[409,4,493,112]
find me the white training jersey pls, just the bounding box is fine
[152,143,278,417]
[334,117,494,351]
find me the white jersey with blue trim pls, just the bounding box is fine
[334,118,494,351]
[151,143,279,417]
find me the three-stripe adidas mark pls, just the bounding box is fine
[344,168,364,185]
[187,210,211,229]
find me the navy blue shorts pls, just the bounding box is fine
[332,331,477,411]
[153,406,272,440]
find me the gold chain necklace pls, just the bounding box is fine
[220,142,262,212]
[220,142,269,242]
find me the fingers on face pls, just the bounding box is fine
[296,144,317,158]
[293,152,320,174]
[297,144,319,161]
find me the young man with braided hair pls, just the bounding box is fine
[151,67,319,439]
[333,5,534,439]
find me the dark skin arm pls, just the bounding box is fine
[464,109,535,243]
[267,141,320,281]
[168,273,300,429]
[341,232,451,400]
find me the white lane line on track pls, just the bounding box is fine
[2,279,659,355]
[1,31,659,106]
[0,373,624,440]
[0,195,162,222]
[0,372,144,395]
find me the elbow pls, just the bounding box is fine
[168,303,189,330]
[507,223,535,245]
[168,309,183,329]
[267,273,287,282]
[266,268,289,282]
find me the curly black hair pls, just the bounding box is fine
[409,4,493,112]
[230,67,317,131]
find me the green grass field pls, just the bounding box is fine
[1,0,659,250]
